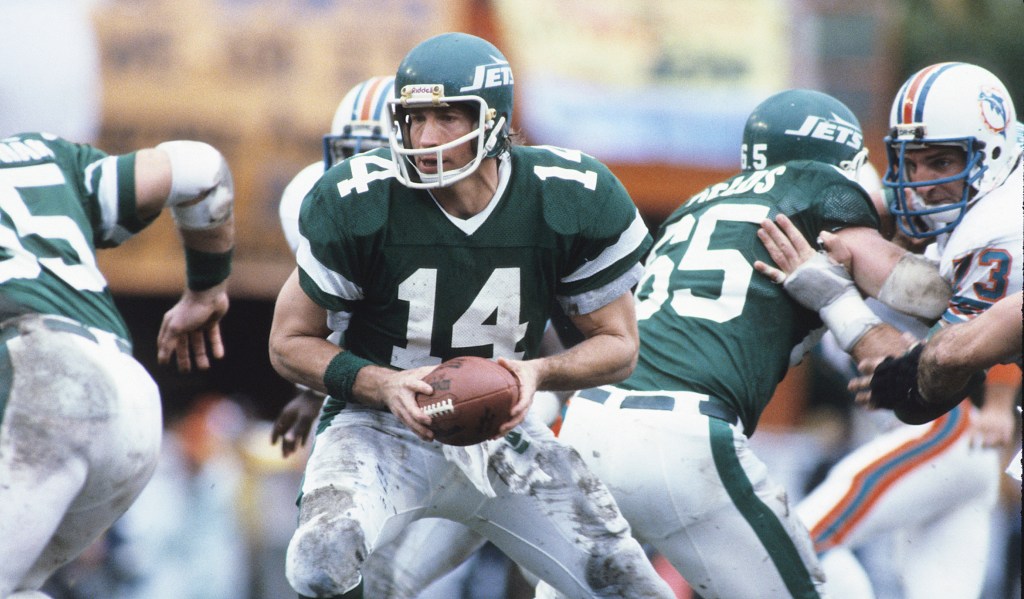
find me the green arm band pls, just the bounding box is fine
[324,351,375,404]
[184,247,233,291]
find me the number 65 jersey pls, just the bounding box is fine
[625,160,879,435]
[295,145,651,369]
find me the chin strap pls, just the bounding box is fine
[483,116,506,155]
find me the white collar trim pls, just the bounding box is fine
[430,154,511,235]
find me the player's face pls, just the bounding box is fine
[901,146,969,207]
[407,105,476,175]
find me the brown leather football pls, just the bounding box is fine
[415,356,520,446]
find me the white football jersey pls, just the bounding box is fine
[279,162,325,254]
[926,163,1023,323]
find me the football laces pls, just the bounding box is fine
[421,398,455,418]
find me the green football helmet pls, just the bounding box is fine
[741,89,867,174]
[388,32,514,188]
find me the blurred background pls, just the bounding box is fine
[1,0,1019,597]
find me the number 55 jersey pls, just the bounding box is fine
[0,133,151,341]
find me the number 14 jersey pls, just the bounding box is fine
[296,145,651,370]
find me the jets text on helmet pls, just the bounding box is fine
[784,114,862,149]
[460,58,514,92]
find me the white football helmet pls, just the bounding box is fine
[322,76,396,169]
[884,62,1021,238]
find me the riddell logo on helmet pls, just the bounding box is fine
[460,57,514,92]
[405,85,440,95]
[784,113,862,149]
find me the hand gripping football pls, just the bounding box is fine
[416,356,520,446]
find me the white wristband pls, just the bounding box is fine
[819,288,883,353]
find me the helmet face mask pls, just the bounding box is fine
[741,89,866,175]
[883,62,1020,239]
[322,76,396,170]
[388,32,514,189]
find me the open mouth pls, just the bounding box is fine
[416,157,440,173]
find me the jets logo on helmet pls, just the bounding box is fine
[783,113,862,151]
[388,32,515,189]
[884,62,1021,238]
[322,76,396,170]
[741,89,866,174]
[460,57,514,92]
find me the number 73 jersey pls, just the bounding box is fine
[625,160,879,434]
[296,145,651,369]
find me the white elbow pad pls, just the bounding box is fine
[157,140,234,230]
[877,253,951,320]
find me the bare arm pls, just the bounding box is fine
[133,146,235,372]
[828,226,907,298]
[493,291,640,435]
[549,291,640,389]
[268,270,337,391]
[918,291,1023,399]
[754,215,911,363]
[847,292,1024,415]
[268,270,436,440]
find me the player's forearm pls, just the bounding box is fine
[918,331,1013,402]
[268,333,339,395]
[180,217,235,253]
[532,331,637,391]
[535,292,640,390]
[921,294,1023,383]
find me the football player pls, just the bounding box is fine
[758,62,1021,599]
[268,32,674,599]
[274,75,396,456]
[0,133,234,597]
[273,75,500,599]
[553,89,886,598]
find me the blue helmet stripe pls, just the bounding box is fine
[912,62,960,123]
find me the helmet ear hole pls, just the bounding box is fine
[991,146,1001,160]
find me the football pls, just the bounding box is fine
[415,356,520,446]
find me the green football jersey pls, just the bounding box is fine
[624,160,879,434]
[0,133,153,341]
[297,145,651,369]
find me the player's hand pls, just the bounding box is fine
[850,332,918,405]
[753,214,817,283]
[157,284,230,372]
[494,357,537,436]
[371,365,436,441]
[817,230,853,272]
[271,388,326,458]
[849,357,884,405]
